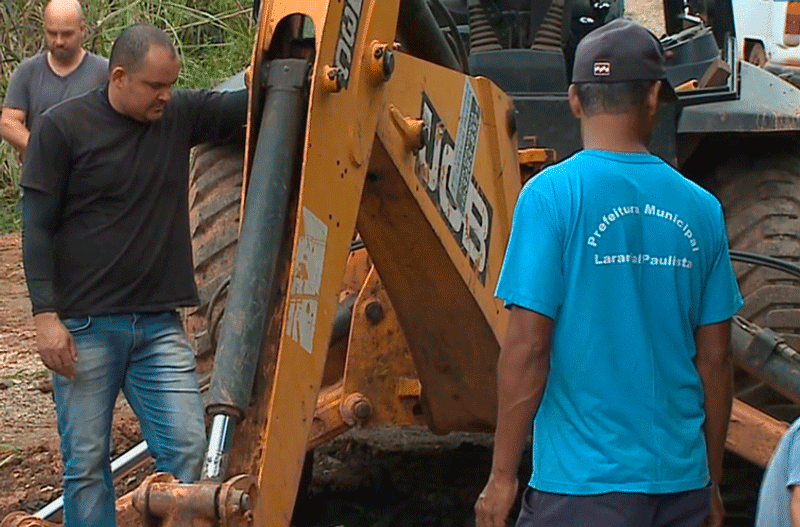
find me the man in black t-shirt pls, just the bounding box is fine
[21,23,247,527]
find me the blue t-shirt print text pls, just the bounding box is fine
[588,203,699,269]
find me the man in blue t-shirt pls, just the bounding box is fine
[754,418,800,527]
[475,19,742,527]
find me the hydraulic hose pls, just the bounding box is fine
[732,315,800,405]
[398,0,463,71]
[727,250,800,405]
[729,250,800,280]
[427,0,470,73]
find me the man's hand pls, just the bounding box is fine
[475,473,518,527]
[704,483,724,527]
[476,307,552,527]
[34,312,77,378]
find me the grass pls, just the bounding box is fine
[0,0,255,233]
[0,368,49,381]
[0,146,20,233]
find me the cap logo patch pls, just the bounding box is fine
[593,61,611,77]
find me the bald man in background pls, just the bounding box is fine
[0,0,107,156]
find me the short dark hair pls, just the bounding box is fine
[575,81,656,116]
[109,23,177,73]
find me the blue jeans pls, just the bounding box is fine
[54,311,207,527]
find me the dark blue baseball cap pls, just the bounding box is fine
[572,18,676,100]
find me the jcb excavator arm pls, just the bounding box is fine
[233,1,519,522]
[167,0,520,524]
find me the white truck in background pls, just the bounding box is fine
[729,0,800,69]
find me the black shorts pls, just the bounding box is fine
[515,485,711,527]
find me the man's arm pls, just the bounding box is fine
[694,319,733,527]
[21,113,78,379]
[0,107,29,153]
[475,306,553,527]
[791,485,800,527]
[22,189,77,378]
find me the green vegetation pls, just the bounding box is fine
[1,368,50,381]
[0,0,255,233]
[0,143,20,233]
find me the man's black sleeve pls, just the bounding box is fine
[21,189,61,314]
[20,114,71,314]
[189,88,248,146]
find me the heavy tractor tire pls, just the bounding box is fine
[714,150,800,352]
[185,142,244,359]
